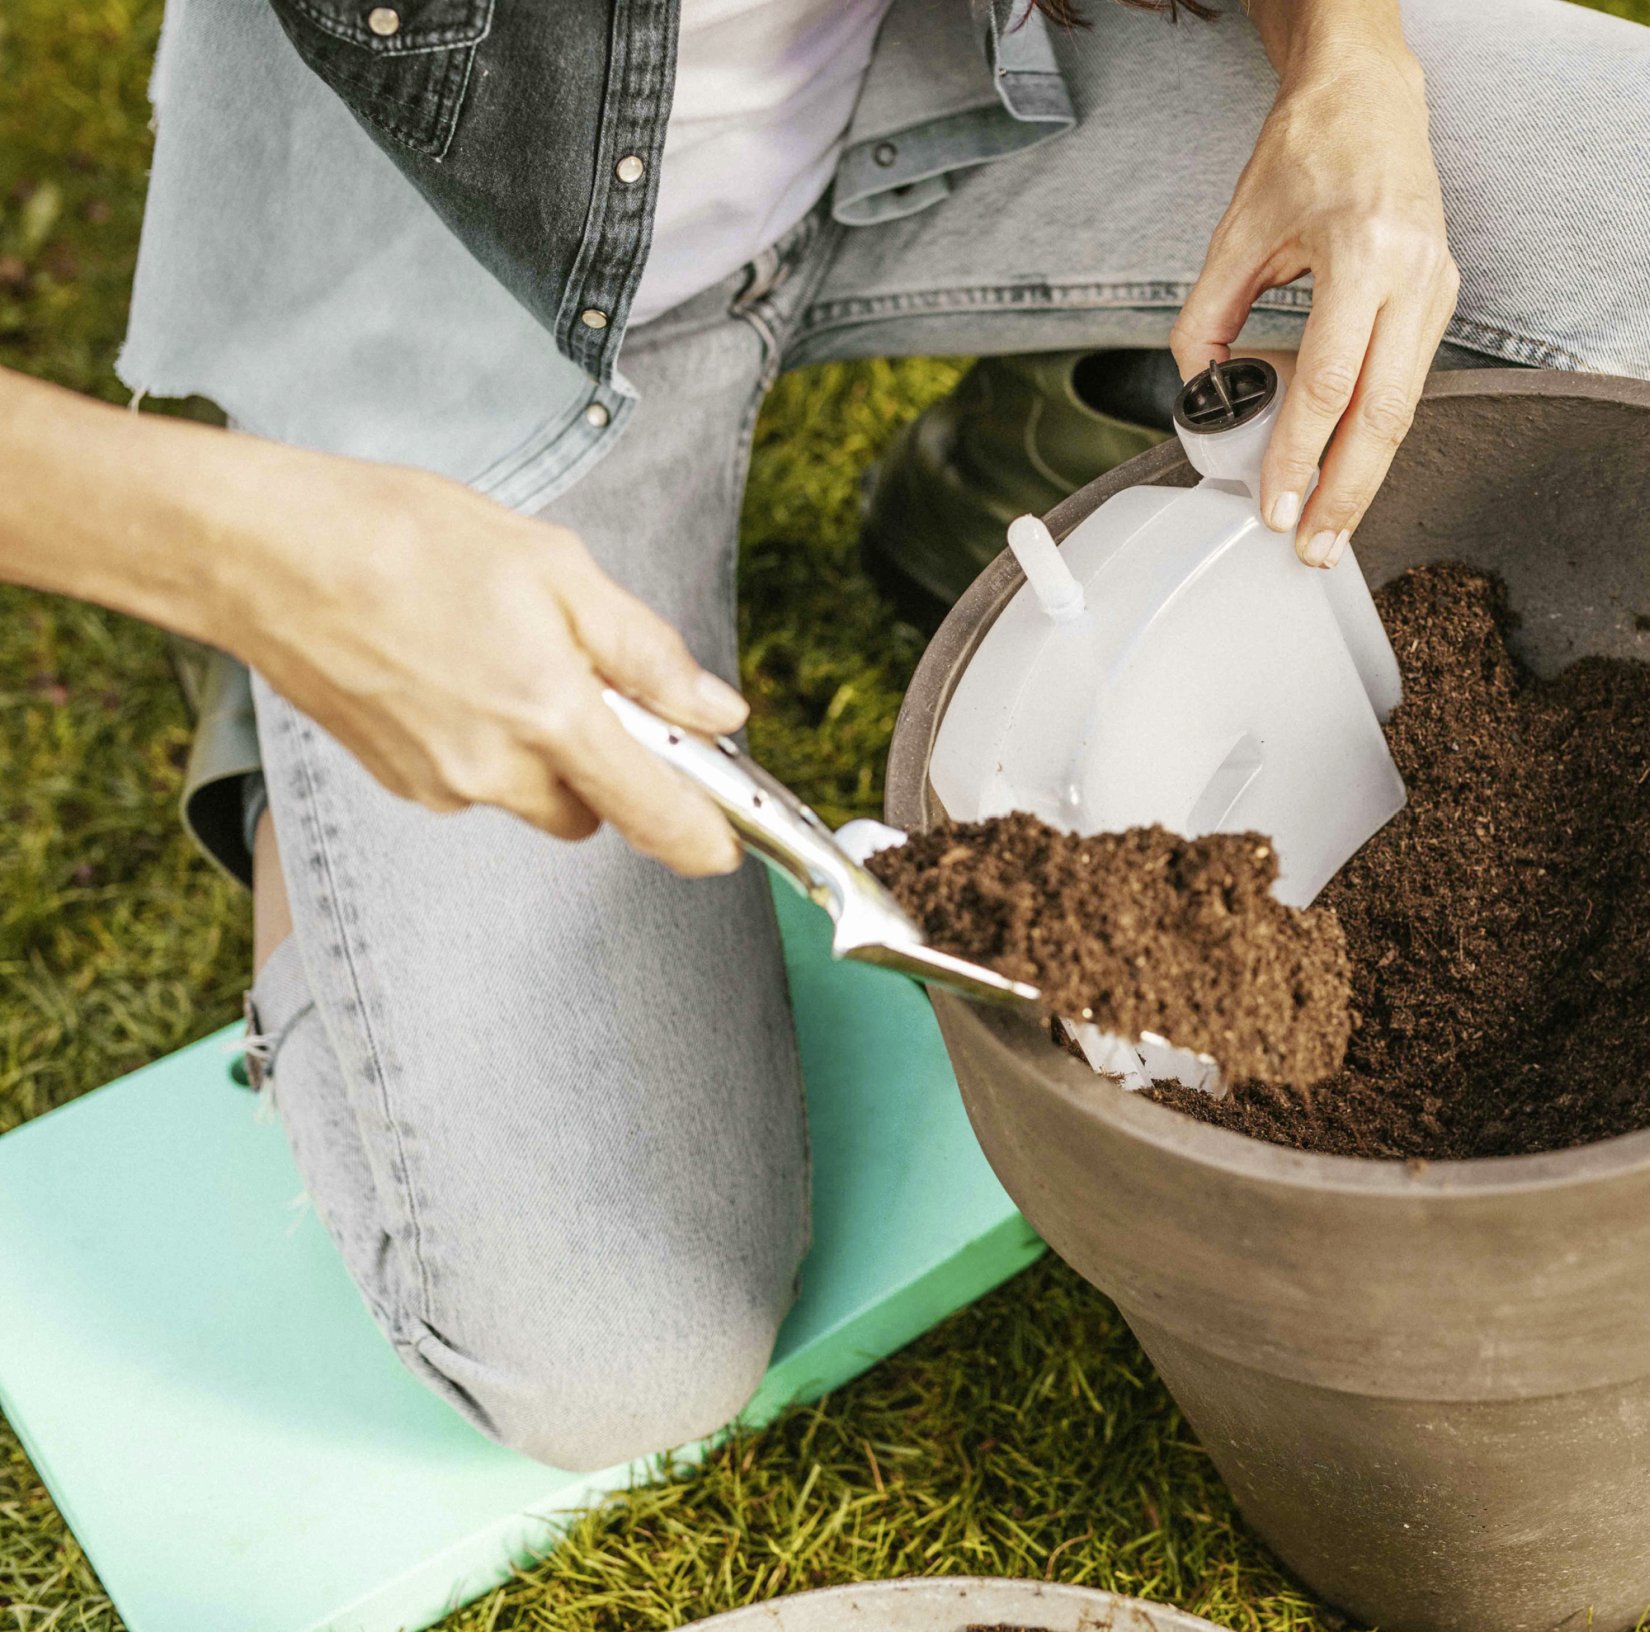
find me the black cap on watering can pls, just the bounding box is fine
[1172,356,1279,435]
[1169,357,1283,495]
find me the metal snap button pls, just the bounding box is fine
[873,141,898,168]
[584,402,611,428]
[366,6,401,36]
[579,308,609,331]
[615,155,645,185]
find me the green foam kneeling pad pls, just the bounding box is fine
[0,882,1042,1632]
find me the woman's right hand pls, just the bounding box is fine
[0,371,743,876]
[211,441,748,877]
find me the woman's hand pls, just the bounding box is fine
[0,370,745,877]
[224,448,747,876]
[1170,6,1459,568]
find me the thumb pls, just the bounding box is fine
[559,553,749,735]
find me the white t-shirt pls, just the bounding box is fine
[628,0,893,326]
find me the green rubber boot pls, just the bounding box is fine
[860,351,1172,618]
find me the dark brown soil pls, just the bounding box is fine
[1149,562,1650,1160]
[868,815,1351,1085]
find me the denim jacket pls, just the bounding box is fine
[121,0,1073,509]
[264,0,1075,383]
[124,0,1076,880]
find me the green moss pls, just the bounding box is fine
[4,0,1648,1626]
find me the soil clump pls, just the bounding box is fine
[869,816,1350,1086]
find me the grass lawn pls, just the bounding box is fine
[2,1,1646,1627]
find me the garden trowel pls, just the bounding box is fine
[601,688,1039,1008]
[602,690,1229,1090]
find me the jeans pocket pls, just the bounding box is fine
[266,0,494,159]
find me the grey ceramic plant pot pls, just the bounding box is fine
[684,1576,1221,1631]
[884,371,1650,1632]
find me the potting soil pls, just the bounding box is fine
[1149,561,1650,1159]
[868,815,1351,1085]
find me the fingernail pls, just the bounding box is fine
[1324,529,1349,569]
[1303,528,1339,568]
[1269,490,1301,532]
[695,671,749,729]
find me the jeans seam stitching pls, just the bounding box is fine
[1442,315,1588,372]
[797,277,1210,334]
[732,209,838,421]
[283,700,436,1324]
[796,278,1589,372]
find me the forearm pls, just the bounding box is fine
[0,367,749,873]
[1178,0,1455,554]
[0,367,263,648]
[1246,0,1423,93]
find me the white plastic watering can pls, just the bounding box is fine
[929,357,1408,1088]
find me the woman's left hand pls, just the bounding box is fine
[1170,22,1459,568]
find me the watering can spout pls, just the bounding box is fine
[1172,356,1284,505]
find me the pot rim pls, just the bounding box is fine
[887,368,1650,1202]
[682,1574,1222,1631]
[949,998,1650,1197]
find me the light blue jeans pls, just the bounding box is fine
[247,0,1650,1472]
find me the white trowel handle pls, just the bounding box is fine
[600,689,875,919]
[604,691,1040,1007]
